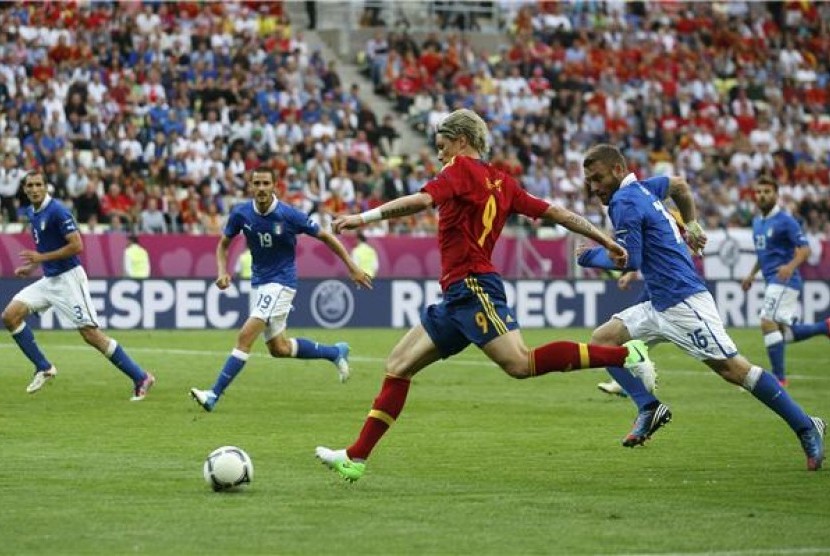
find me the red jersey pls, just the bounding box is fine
[422,156,549,291]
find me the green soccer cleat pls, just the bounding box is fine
[623,339,657,392]
[315,446,365,482]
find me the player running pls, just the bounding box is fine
[2,171,155,400]
[190,168,372,412]
[741,176,829,386]
[577,144,824,470]
[315,109,655,482]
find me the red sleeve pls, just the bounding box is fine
[421,158,467,205]
[510,178,549,218]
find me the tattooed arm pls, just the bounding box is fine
[544,204,628,268]
[332,193,433,233]
[543,204,614,248]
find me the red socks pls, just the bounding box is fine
[345,343,628,460]
[347,375,411,460]
[529,341,627,376]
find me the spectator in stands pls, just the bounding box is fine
[0,154,24,223]
[123,234,151,279]
[140,197,167,234]
[74,182,103,226]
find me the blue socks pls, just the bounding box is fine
[790,321,829,342]
[212,349,249,397]
[765,320,829,382]
[12,323,52,372]
[763,331,786,381]
[606,366,658,411]
[106,340,146,382]
[295,338,339,361]
[746,366,813,434]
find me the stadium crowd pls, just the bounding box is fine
[367,0,830,240]
[0,1,828,244]
[0,1,421,236]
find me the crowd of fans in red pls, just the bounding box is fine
[368,0,830,241]
[0,1,828,244]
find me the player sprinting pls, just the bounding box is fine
[190,168,373,412]
[315,109,655,482]
[596,208,703,397]
[577,144,824,470]
[740,176,829,386]
[1,171,155,400]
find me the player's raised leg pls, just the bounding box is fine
[269,336,351,383]
[786,319,830,343]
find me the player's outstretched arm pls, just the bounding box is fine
[544,204,628,268]
[316,230,374,289]
[332,192,434,234]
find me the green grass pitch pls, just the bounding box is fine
[1,328,828,555]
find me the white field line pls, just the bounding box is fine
[610,549,830,556]
[0,343,827,381]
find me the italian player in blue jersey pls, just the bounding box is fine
[1,171,155,400]
[578,144,825,471]
[190,168,373,412]
[740,176,829,386]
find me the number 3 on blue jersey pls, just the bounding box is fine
[652,201,683,244]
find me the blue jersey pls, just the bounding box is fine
[224,197,320,288]
[608,174,707,311]
[751,206,807,289]
[25,196,81,277]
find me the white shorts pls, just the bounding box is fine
[14,266,99,328]
[614,291,738,361]
[758,283,800,325]
[249,283,296,340]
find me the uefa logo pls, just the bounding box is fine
[309,280,354,329]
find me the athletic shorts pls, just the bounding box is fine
[421,273,520,358]
[14,265,99,328]
[249,283,296,340]
[614,291,738,361]
[758,283,800,325]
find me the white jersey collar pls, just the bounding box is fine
[619,173,638,188]
[34,194,53,213]
[762,205,781,220]
[253,195,278,216]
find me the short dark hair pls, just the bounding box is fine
[248,167,277,182]
[756,175,778,192]
[582,144,626,169]
[20,170,46,188]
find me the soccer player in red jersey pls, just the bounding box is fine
[315,109,656,482]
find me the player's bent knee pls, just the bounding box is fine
[501,362,531,379]
[266,338,292,358]
[2,304,25,330]
[268,345,291,358]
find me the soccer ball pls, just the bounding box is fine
[203,446,253,491]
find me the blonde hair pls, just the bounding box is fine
[436,109,489,156]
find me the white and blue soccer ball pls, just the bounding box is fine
[203,446,253,491]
